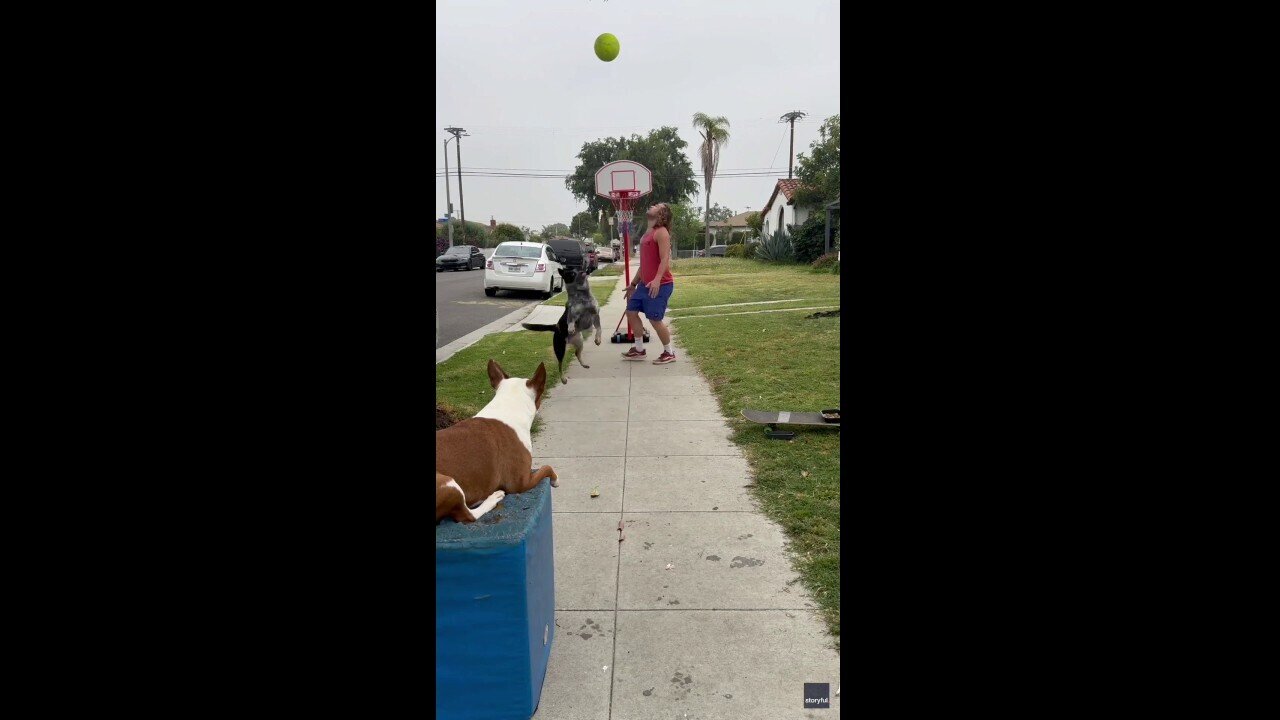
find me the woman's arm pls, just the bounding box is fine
[648,229,672,296]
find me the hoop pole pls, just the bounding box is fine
[623,222,631,287]
[613,221,634,337]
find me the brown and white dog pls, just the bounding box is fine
[436,359,559,524]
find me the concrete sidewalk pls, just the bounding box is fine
[530,278,841,719]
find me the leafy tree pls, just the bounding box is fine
[703,203,734,223]
[692,112,731,253]
[436,219,490,245]
[794,114,839,208]
[564,127,700,230]
[570,211,599,237]
[668,202,705,252]
[745,211,763,236]
[492,223,525,244]
[540,223,570,239]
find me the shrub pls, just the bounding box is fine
[755,228,795,262]
[725,243,749,258]
[437,219,492,246]
[788,215,828,265]
[492,223,525,245]
[810,252,838,272]
[436,236,448,257]
[830,260,840,275]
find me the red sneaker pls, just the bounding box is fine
[621,347,647,360]
[652,351,677,364]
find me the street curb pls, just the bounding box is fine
[436,299,542,364]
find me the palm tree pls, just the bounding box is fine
[692,113,731,253]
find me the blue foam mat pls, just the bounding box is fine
[437,480,555,720]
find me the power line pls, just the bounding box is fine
[448,119,805,132]
[768,125,789,169]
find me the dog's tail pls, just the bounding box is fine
[522,323,558,332]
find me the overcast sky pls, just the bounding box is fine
[436,0,840,234]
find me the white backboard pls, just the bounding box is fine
[594,160,653,198]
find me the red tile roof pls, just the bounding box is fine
[761,179,809,217]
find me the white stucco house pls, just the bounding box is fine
[760,179,820,237]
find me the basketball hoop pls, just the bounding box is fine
[595,161,653,343]
[609,191,639,230]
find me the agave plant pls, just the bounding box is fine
[755,227,795,262]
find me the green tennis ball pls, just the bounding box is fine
[594,33,620,62]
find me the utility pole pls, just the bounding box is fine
[442,138,455,247]
[445,126,469,241]
[779,111,807,179]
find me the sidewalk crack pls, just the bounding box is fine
[606,355,630,720]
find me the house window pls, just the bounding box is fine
[779,206,785,235]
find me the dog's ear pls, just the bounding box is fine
[487,359,509,389]
[526,362,547,407]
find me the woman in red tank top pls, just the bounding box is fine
[622,203,676,364]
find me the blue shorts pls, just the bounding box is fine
[627,282,674,320]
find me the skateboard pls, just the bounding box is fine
[741,408,840,440]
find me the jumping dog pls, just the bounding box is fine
[521,267,601,384]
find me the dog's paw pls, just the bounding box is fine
[488,490,505,502]
[581,363,590,369]
[561,376,569,384]
[594,335,602,345]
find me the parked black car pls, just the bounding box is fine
[436,244,485,272]
[546,237,589,273]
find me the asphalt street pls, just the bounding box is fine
[435,247,623,349]
[434,264,543,349]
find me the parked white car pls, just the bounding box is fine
[596,244,615,262]
[485,242,564,299]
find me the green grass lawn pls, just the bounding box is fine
[666,260,839,311]
[668,298,840,318]
[667,258,842,646]
[667,257,762,276]
[593,263,624,277]
[436,330,567,423]
[437,277,618,434]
